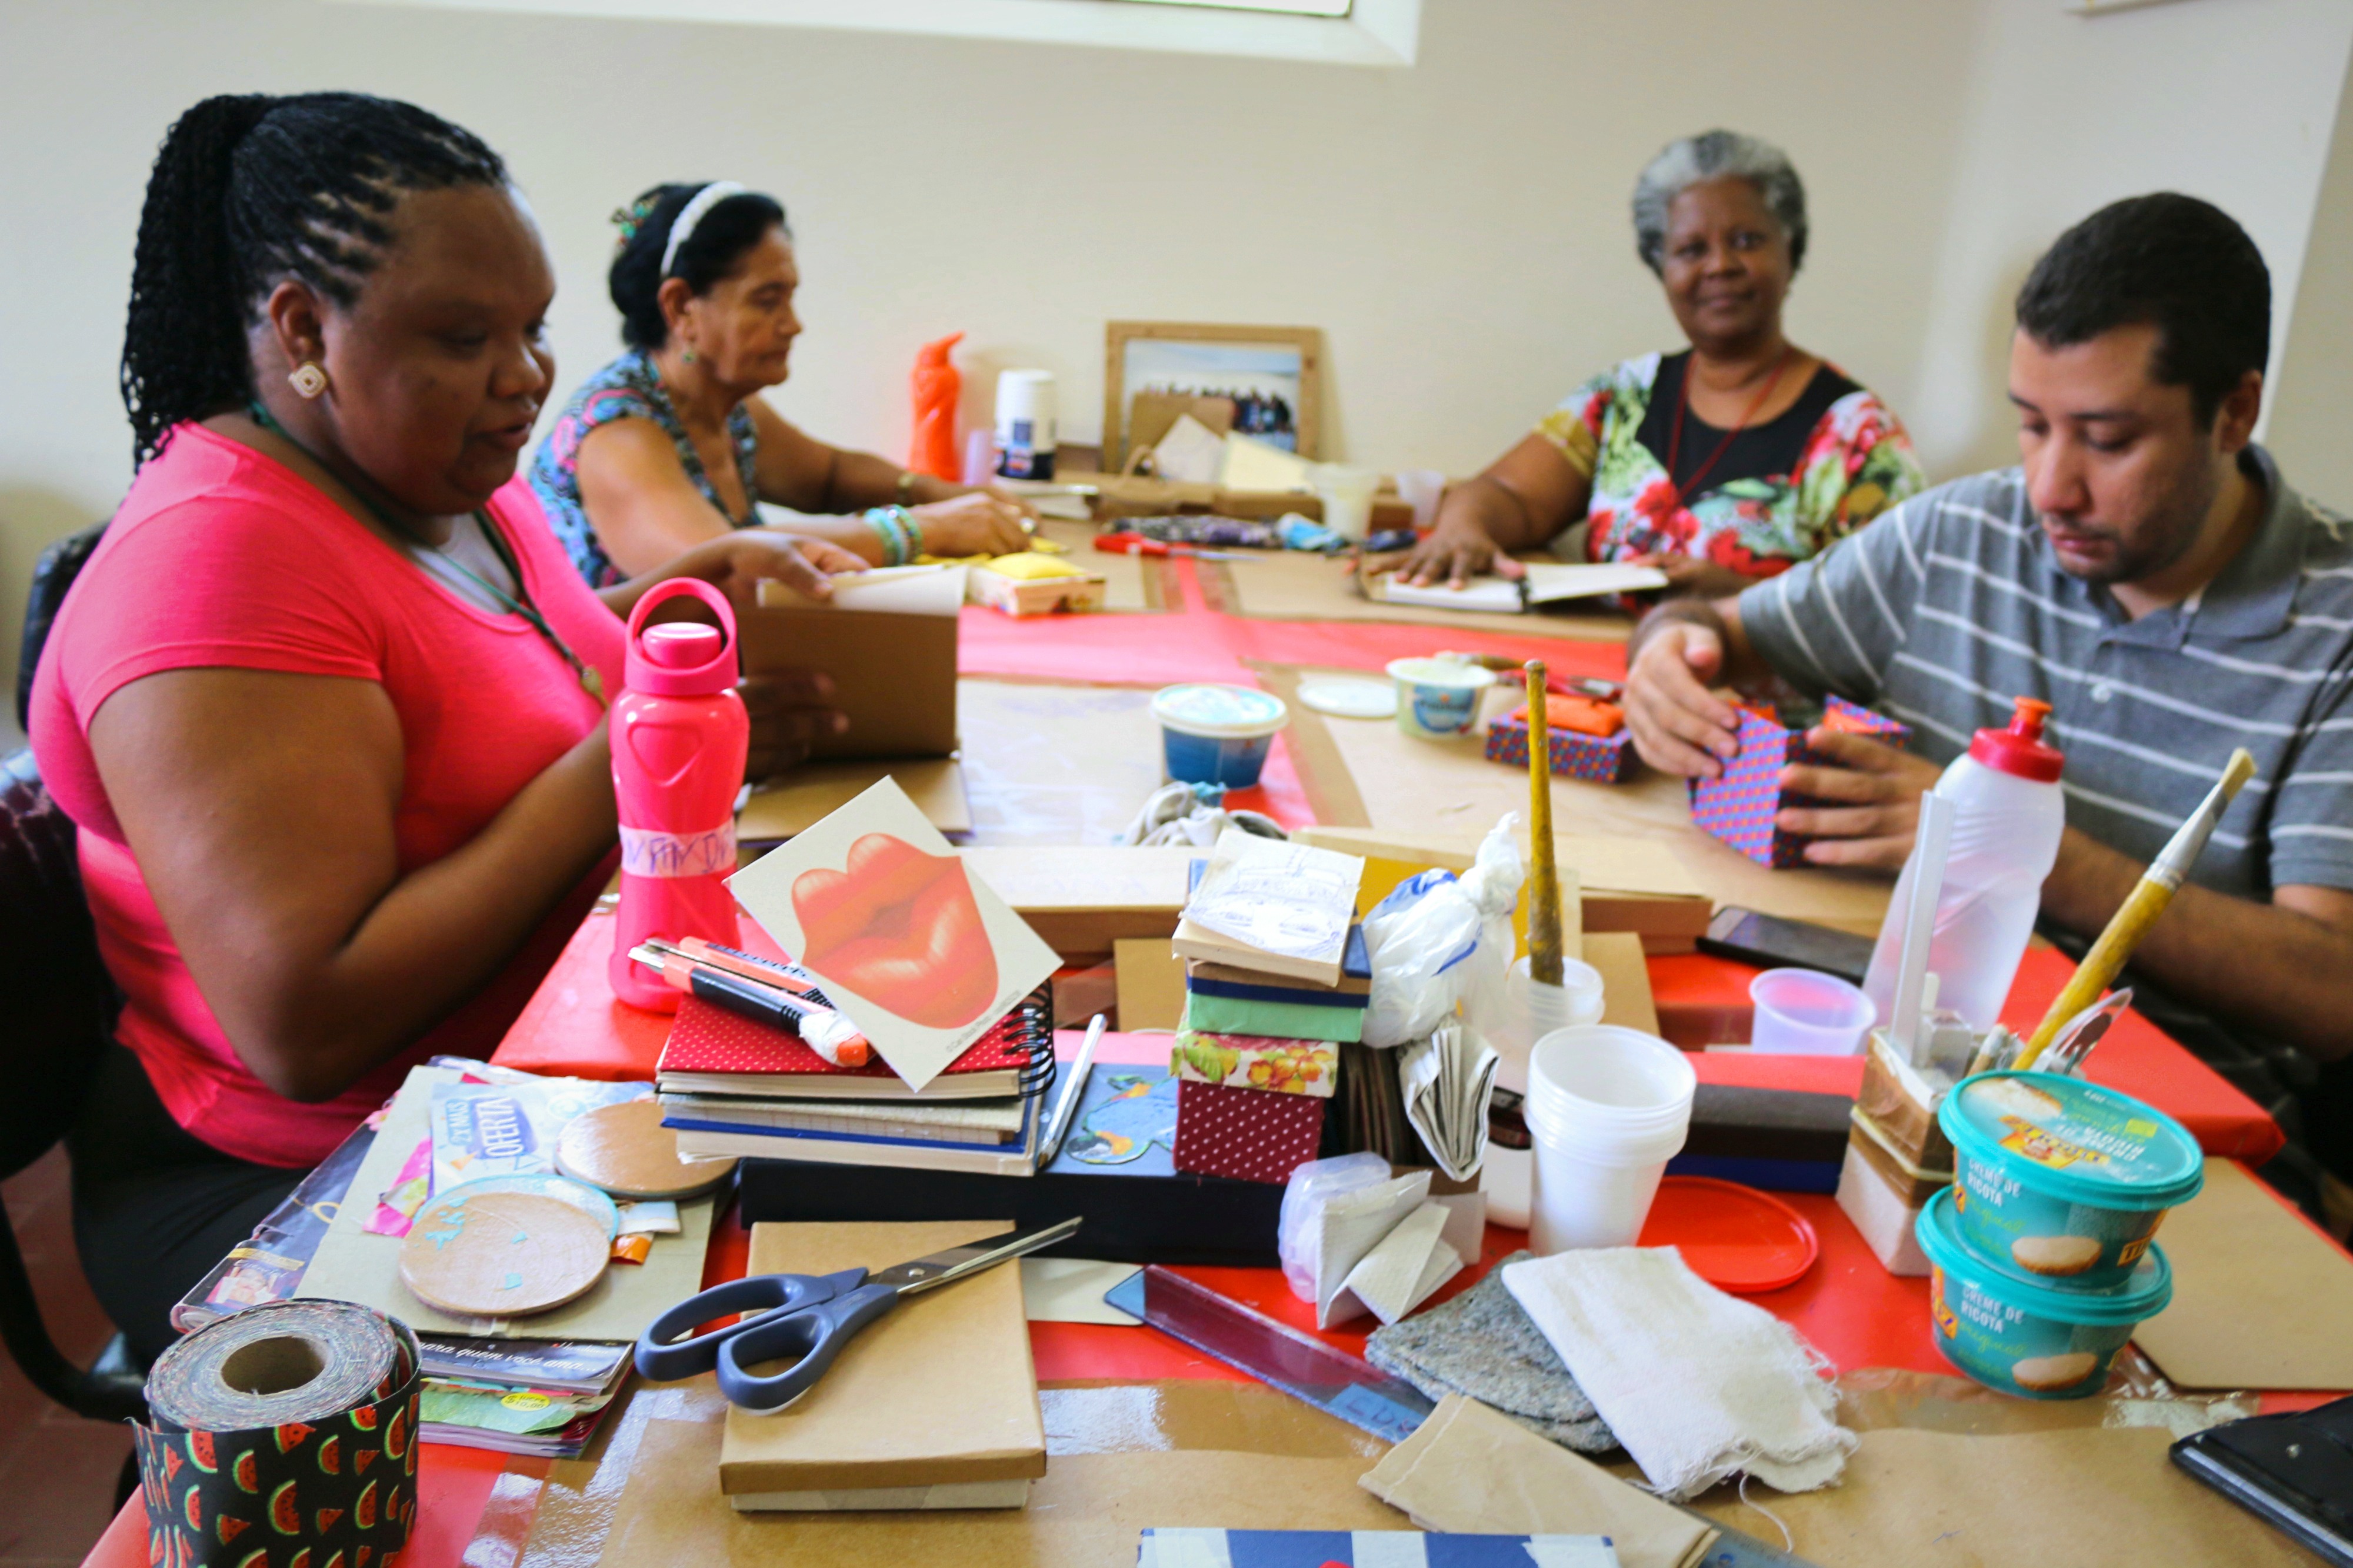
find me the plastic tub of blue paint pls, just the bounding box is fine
[1915,1185,2171,1399]
[1151,684,1289,788]
[1938,1070,2204,1289]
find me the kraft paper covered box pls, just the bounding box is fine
[1485,702,1638,785]
[1170,1032,1335,1185]
[1688,696,1911,867]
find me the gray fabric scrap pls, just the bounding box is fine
[1365,1249,1617,1453]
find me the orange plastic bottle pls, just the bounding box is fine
[908,332,964,481]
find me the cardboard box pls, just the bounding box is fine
[1688,696,1911,867]
[718,1220,1045,1497]
[739,758,971,843]
[744,576,959,760]
[1485,708,1637,784]
[957,846,1192,961]
[1172,1079,1327,1185]
[1857,1029,1957,1173]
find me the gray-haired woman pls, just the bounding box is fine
[1397,130,1923,596]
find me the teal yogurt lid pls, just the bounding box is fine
[1916,1186,2172,1323]
[1151,683,1289,739]
[1939,1071,2205,1210]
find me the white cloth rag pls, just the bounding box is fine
[1501,1247,1857,1501]
[1116,782,1285,848]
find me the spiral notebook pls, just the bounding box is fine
[655,989,1054,1101]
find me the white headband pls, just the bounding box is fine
[661,181,747,277]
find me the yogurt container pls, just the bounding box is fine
[1938,1070,2204,1290]
[1917,1185,2171,1399]
[1151,683,1289,788]
[1385,657,1496,740]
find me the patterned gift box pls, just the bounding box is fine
[1172,1079,1328,1185]
[1172,1031,1339,1097]
[1485,708,1638,784]
[1688,696,1912,867]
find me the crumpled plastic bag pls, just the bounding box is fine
[1360,814,1526,1049]
[1115,780,1285,848]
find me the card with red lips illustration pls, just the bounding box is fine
[726,778,1059,1093]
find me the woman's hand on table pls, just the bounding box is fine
[741,669,846,780]
[910,490,1034,558]
[602,530,864,619]
[1392,521,1520,588]
[1777,733,1942,870]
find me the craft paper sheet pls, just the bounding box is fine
[726,777,1059,1092]
[1181,829,1363,966]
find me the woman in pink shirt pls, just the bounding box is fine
[29,92,859,1357]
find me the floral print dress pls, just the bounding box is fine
[529,348,762,588]
[1534,351,1923,579]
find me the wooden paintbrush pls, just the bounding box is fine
[1525,660,1564,985]
[2016,748,2257,1069]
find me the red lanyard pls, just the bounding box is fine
[1663,347,1795,512]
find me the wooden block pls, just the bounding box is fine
[967,566,1108,618]
[1114,938,1188,1033]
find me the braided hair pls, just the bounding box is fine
[607,182,789,351]
[120,92,508,468]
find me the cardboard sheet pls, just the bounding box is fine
[1269,665,1891,933]
[605,1420,1414,1566]
[962,846,1192,959]
[1021,1257,1142,1325]
[296,1067,714,1341]
[740,758,972,842]
[2134,1157,2353,1391]
[1114,936,1189,1032]
[1360,1394,1715,1568]
[1684,1424,2327,1567]
[955,680,1172,848]
[719,1221,1044,1494]
[744,578,960,760]
[1585,932,1661,1038]
[1200,553,1631,640]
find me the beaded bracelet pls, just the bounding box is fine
[862,505,922,566]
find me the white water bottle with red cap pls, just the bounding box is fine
[609,579,748,1012]
[1864,696,2067,1031]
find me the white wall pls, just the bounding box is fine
[1905,0,2353,476]
[2269,41,2353,515]
[0,0,2348,705]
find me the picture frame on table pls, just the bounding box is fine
[1104,321,1323,472]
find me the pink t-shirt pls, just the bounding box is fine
[30,424,625,1168]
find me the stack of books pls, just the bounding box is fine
[416,1337,633,1458]
[656,986,1056,1175]
[1167,832,1368,1183]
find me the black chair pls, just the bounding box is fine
[0,748,146,1503]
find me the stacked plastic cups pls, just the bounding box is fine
[1481,957,1605,1228]
[1524,1025,1697,1253]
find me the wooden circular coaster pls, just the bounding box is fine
[556,1099,738,1200]
[399,1188,611,1319]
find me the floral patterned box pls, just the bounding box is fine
[1171,1031,1339,1098]
[1688,695,1911,867]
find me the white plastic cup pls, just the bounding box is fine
[1484,1145,1532,1230]
[1493,954,1605,1094]
[1524,1025,1696,1253]
[1749,968,1876,1056]
[1313,465,1381,542]
[1385,656,1495,739]
[1396,469,1446,532]
[994,369,1058,480]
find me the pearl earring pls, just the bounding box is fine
[288,361,330,399]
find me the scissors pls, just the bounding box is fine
[634,1216,1081,1413]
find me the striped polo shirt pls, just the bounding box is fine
[1738,445,2353,902]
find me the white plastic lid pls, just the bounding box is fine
[1296,678,1398,720]
[1385,657,1497,691]
[1151,683,1290,739]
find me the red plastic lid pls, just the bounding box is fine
[644,623,723,669]
[1637,1176,1820,1293]
[1967,696,2064,782]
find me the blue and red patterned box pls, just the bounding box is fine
[1485,705,1638,783]
[1688,696,1911,867]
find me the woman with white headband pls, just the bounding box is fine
[533,181,1035,586]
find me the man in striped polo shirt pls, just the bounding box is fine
[1623,194,2353,1216]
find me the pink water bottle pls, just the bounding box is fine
[610,579,748,1012]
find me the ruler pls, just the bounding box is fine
[1104,1265,1822,1568]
